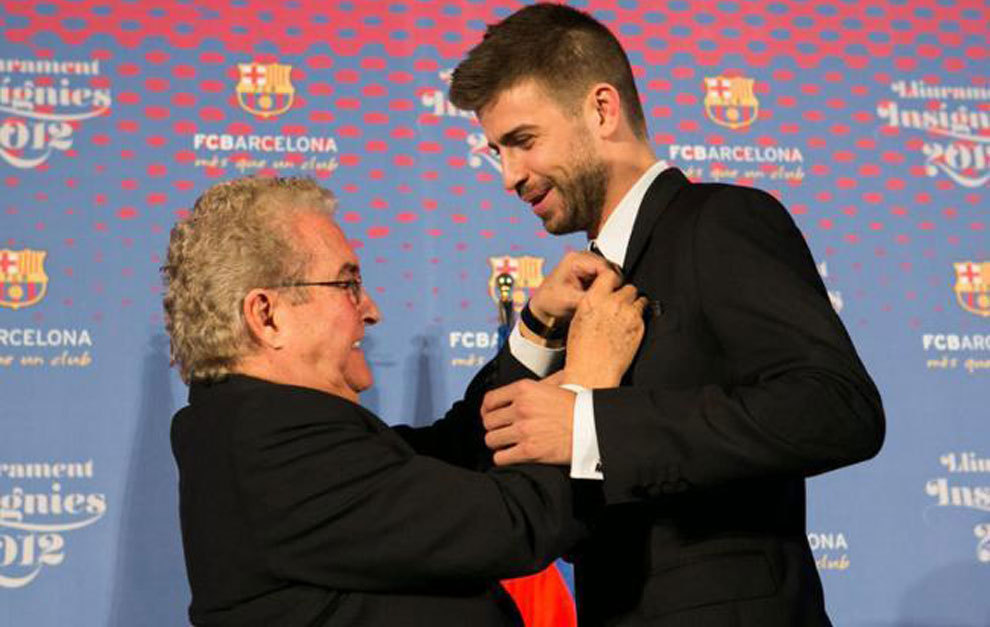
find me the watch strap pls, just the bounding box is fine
[520,302,568,341]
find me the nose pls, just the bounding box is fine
[500,151,527,194]
[361,290,382,326]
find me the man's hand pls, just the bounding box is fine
[528,251,616,328]
[481,379,575,466]
[563,271,647,389]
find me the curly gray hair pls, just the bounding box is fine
[162,177,336,382]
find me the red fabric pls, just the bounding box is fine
[501,563,577,627]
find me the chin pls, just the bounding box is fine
[544,218,580,236]
[346,371,374,396]
[540,211,564,234]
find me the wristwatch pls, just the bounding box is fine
[520,302,568,341]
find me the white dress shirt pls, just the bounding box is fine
[509,160,670,479]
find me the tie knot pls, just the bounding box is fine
[588,241,625,280]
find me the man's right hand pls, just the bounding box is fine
[527,251,616,329]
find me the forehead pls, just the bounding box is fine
[478,79,575,139]
[293,212,358,272]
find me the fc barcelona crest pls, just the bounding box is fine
[236,63,295,118]
[488,255,545,312]
[703,76,759,130]
[953,261,990,317]
[0,249,48,310]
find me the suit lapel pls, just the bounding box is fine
[622,167,690,276]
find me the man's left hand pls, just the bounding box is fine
[481,379,575,466]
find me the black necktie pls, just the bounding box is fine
[589,241,625,282]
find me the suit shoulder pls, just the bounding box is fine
[662,180,753,219]
[682,181,783,209]
[243,383,379,430]
[188,377,380,438]
[239,381,352,413]
[683,182,796,233]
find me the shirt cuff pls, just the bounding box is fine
[561,384,603,480]
[507,322,565,377]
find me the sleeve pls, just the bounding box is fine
[508,322,565,376]
[234,395,585,593]
[393,342,538,470]
[565,386,603,480]
[592,187,885,505]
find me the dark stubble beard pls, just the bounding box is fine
[543,133,610,236]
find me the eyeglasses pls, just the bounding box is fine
[277,278,364,304]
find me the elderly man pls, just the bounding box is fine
[162,176,646,626]
[449,4,885,626]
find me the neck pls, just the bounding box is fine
[590,140,657,239]
[235,356,359,402]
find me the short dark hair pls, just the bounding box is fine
[450,3,646,138]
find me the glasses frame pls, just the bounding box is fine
[275,278,364,304]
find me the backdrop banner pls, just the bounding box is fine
[1,1,987,625]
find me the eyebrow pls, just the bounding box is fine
[335,262,361,279]
[487,124,539,153]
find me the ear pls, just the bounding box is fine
[585,83,622,138]
[243,288,286,350]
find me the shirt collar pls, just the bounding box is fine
[590,160,670,266]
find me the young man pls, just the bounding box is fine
[162,176,646,625]
[450,4,885,625]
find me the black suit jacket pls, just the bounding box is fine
[571,168,884,625]
[171,367,583,626]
